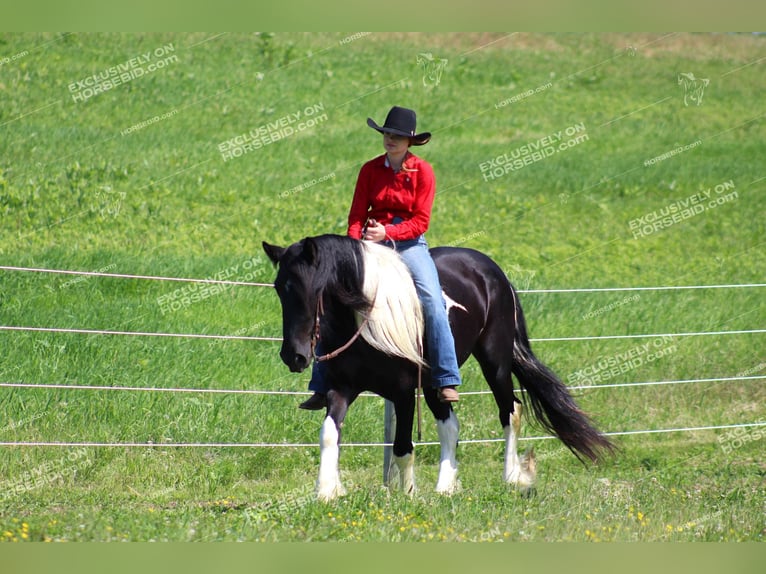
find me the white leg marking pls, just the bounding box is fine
[503,431,520,483]
[394,452,416,496]
[317,416,345,501]
[504,403,537,493]
[435,410,460,494]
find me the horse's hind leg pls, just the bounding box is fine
[423,388,460,495]
[475,349,536,492]
[504,401,537,493]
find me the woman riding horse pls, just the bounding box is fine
[300,106,461,410]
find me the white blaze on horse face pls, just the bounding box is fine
[317,416,345,501]
[435,410,460,494]
[394,452,416,496]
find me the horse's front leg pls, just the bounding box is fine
[391,393,416,496]
[316,389,349,502]
[424,388,460,495]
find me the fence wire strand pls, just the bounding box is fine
[0,422,764,449]
[1,265,763,450]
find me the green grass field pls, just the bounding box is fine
[0,32,764,542]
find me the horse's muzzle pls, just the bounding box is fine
[281,348,311,373]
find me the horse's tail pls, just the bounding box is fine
[510,286,615,463]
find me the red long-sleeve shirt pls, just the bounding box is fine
[346,152,436,241]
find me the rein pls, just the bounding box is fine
[311,290,370,363]
[310,286,425,442]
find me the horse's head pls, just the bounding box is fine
[262,238,322,373]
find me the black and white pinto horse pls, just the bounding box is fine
[263,234,613,500]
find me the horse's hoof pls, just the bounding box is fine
[316,486,345,502]
[436,469,458,496]
[317,492,337,502]
[519,485,537,498]
[435,483,458,496]
[316,478,346,501]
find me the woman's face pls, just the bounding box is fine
[383,132,409,155]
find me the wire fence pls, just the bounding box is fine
[1,324,764,344]
[1,264,764,449]
[2,264,765,293]
[1,374,764,396]
[1,422,764,449]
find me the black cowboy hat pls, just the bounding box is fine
[367,106,431,145]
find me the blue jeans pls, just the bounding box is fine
[309,235,462,392]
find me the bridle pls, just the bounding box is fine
[310,289,370,363]
[309,287,425,441]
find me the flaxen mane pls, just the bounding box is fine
[356,240,425,367]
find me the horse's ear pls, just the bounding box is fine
[262,242,286,266]
[302,237,318,266]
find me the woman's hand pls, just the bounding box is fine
[363,220,387,242]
